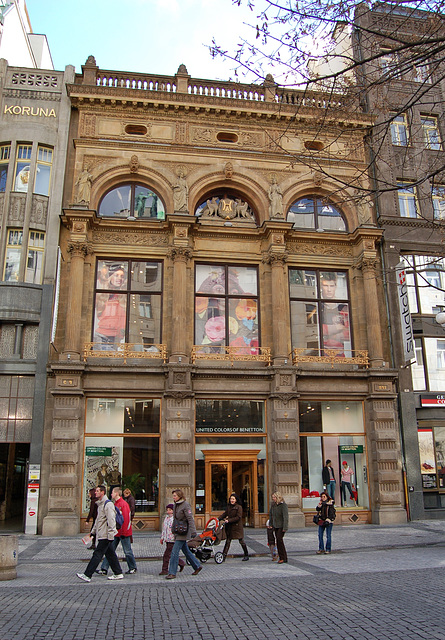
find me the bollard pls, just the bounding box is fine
[0,534,18,580]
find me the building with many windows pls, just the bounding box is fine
[353,4,445,519]
[38,56,407,536]
[0,58,74,528]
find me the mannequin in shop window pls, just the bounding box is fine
[341,461,356,507]
[322,459,336,501]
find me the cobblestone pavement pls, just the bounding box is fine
[1,521,445,640]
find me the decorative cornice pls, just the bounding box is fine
[378,216,443,230]
[163,390,195,399]
[269,393,299,404]
[92,230,168,246]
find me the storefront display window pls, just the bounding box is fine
[300,401,369,509]
[195,265,259,353]
[418,427,445,490]
[290,269,352,357]
[93,259,162,348]
[83,398,160,514]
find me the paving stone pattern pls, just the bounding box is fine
[1,521,445,640]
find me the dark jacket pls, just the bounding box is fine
[124,494,136,520]
[86,495,98,524]
[173,499,197,541]
[322,465,335,485]
[316,499,336,524]
[269,501,288,530]
[219,502,244,539]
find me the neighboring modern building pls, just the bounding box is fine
[0,0,53,69]
[39,57,406,537]
[0,58,74,529]
[353,4,445,519]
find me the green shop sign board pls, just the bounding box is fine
[86,447,112,456]
[339,445,363,454]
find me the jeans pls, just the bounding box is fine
[341,481,354,502]
[84,538,122,578]
[101,536,137,571]
[273,528,287,562]
[318,523,333,552]
[328,480,336,500]
[168,539,200,575]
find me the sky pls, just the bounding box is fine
[25,0,263,82]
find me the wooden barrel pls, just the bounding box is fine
[0,535,18,580]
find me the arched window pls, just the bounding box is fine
[98,184,165,219]
[287,197,346,232]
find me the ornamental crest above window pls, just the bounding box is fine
[196,194,256,225]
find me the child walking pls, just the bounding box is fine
[266,519,278,561]
[159,503,185,575]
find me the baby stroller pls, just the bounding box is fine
[187,517,225,564]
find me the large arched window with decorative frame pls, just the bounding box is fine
[98,183,165,219]
[287,196,347,232]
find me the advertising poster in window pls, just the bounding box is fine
[83,445,121,511]
[418,429,437,489]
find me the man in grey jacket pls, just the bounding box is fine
[77,485,123,582]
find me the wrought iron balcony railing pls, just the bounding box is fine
[83,343,167,364]
[292,348,369,368]
[191,345,271,365]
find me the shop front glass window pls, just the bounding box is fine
[299,401,368,510]
[83,398,160,514]
[195,265,259,354]
[290,269,352,356]
[93,259,162,349]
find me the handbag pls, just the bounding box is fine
[172,517,188,535]
[313,514,320,525]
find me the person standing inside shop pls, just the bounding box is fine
[269,492,288,564]
[322,459,336,501]
[166,489,202,580]
[219,493,249,561]
[341,460,356,507]
[316,491,336,554]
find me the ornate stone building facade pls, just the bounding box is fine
[40,57,407,536]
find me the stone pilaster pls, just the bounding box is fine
[42,364,85,536]
[162,390,195,508]
[263,250,289,365]
[168,247,192,363]
[63,241,90,359]
[269,370,305,527]
[357,256,384,367]
[365,379,407,524]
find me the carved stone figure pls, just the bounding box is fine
[75,168,92,204]
[173,167,189,211]
[354,189,373,224]
[129,154,139,173]
[268,176,284,218]
[225,162,233,180]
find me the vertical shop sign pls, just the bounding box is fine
[25,464,40,535]
[395,262,415,362]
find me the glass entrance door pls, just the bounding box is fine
[204,450,260,526]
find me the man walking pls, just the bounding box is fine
[77,485,123,582]
[96,487,137,575]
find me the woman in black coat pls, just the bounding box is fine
[219,493,249,561]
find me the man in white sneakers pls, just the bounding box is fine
[77,484,123,582]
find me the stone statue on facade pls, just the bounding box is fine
[268,176,284,218]
[173,167,189,211]
[75,168,92,205]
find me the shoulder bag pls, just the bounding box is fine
[172,517,188,535]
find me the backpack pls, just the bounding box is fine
[105,500,124,529]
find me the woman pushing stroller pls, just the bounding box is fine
[219,493,249,561]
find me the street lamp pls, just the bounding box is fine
[436,312,445,327]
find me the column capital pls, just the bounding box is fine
[67,241,92,258]
[262,250,288,266]
[357,256,378,273]
[168,246,193,263]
